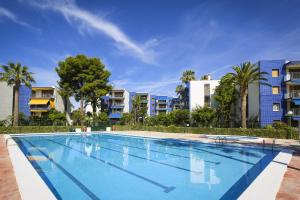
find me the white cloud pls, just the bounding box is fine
[29,0,157,64]
[0,6,30,27]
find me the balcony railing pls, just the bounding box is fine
[156,106,167,110]
[30,106,51,110]
[110,95,124,99]
[285,90,300,99]
[285,72,300,81]
[32,94,54,98]
[111,103,124,106]
[292,108,300,116]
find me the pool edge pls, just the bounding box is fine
[238,148,293,200]
[5,134,57,200]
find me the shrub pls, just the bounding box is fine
[114,125,299,139]
[0,126,73,134]
[272,121,288,129]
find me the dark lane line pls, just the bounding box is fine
[54,137,201,174]
[46,138,176,193]
[14,138,63,200]
[22,138,101,200]
[99,134,256,165]
[89,135,220,165]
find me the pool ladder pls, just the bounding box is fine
[215,136,227,145]
[262,139,275,152]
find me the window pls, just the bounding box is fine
[272,69,279,77]
[272,103,280,111]
[204,84,210,96]
[272,86,280,94]
[204,96,210,106]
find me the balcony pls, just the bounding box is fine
[156,106,167,110]
[285,90,300,99]
[284,72,300,83]
[110,103,125,108]
[30,105,51,111]
[292,108,300,116]
[109,95,124,99]
[32,94,54,99]
[156,100,167,105]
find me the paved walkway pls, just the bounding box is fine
[0,135,21,200]
[276,151,300,200]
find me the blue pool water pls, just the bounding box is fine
[13,133,279,200]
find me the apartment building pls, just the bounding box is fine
[107,88,129,120]
[29,87,67,116]
[0,83,32,120]
[129,92,150,116]
[149,95,173,116]
[247,60,300,127]
[188,75,220,112]
[170,97,182,110]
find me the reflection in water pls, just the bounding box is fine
[146,141,151,160]
[190,151,220,189]
[84,142,93,157]
[123,146,129,167]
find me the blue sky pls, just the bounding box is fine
[1,0,300,99]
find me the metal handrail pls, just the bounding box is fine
[290,72,300,79]
[292,108,300,116]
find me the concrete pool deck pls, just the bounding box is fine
[1,131,299,199]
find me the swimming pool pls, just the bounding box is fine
[12,133,279,200]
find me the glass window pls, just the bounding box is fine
[272,69,279,77]
[204,96,210,106]
[272,103,280,111]
[272,86,280,94]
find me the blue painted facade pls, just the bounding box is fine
[149,95,156,116]
[257,60,300,126]
[19,85,31,116]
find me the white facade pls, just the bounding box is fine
[85,102,101,114]
[0,82,13,120]
[123,90,130,113]
[188,79,220,112]
[109,88,130,115]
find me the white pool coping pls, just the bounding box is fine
[4,132,294,200]
[238,148,293,200]
[4,135,56,200]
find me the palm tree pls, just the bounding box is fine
[176,70,196,109]
[0,62,35,126]
[180,70,195,84]
[228,62,269,128]
[175,84,185,98]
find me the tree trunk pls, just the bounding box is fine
[80,95,84,127]
[92,99,97,115]
[241,89,247,128]
[13,86,19,126]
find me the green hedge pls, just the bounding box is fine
[0,126,73,134]
[0,125,109,134]
[114,125,299,140]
